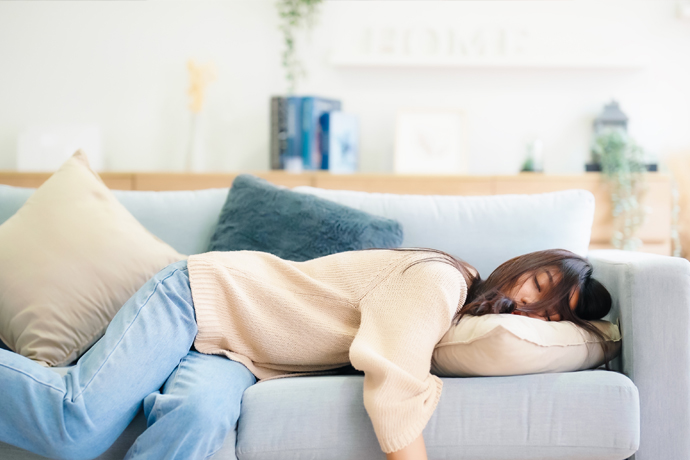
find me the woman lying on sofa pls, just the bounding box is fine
[0,247,611,460]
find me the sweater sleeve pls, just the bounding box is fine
[350,257,467,454]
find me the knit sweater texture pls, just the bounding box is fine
[188,249,467,454]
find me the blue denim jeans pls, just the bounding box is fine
[0,260,256,460]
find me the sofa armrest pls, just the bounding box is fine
[588,249,690,460]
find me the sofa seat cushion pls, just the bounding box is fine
[236,372,639,460]
[0,366,638,460]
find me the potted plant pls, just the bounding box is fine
[591,128,649,251]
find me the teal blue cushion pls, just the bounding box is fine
[207,175,403,261]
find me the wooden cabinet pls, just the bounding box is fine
[0,171,671,255]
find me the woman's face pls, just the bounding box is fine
[504,269,579,321]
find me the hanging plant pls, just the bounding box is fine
[591,129,649,251]
[276,0,323,94]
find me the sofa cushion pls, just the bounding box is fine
[0,151,185,366]
[293,187,594,278]
[0,370,638,460]
[431,314,621,377]
[113,188,229,255]
[0,185,229,257]
[208,175,403,261]
[236,372,639,460]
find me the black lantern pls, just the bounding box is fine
[593,100,629,133]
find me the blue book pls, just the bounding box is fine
[319,111,359,174]
[284,96,304,169]
[301,96,341,170]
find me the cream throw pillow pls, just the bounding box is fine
[0,151,185,366]
[431,314,621,377]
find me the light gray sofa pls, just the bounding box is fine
[0,183,685,460]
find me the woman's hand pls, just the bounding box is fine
[386,434,428,460]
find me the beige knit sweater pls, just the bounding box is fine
[188,249,467,454]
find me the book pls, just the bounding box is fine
[319,111,359,174]
[270,96,306,170]
[269,96,287,170]
[285,96,305,170]
[301,96,342,170]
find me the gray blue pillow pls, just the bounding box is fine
[208,174,403,261]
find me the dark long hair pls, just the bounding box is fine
[398,247,614,363]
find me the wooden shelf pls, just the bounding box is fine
[0,171,672,255]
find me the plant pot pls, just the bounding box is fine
[585,163,658,172]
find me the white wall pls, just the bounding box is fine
[0,0,688,174]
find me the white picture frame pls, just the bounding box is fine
[394,109,468,175]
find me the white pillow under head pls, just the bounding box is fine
[431,314,621,377]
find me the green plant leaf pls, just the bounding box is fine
[276,0,324,93]
[591,129,649,250]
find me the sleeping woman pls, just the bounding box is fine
[0,247,611,460]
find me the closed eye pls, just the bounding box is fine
[545,310,562,322]
[533,274,541,292]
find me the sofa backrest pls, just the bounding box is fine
[0,184,595,277]
[294,187,595,277]
[0,185,228,256]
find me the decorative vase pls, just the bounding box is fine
[185,113,205,172]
